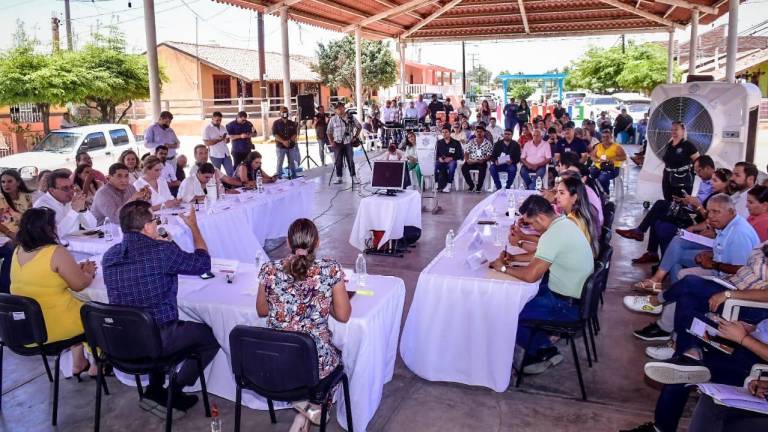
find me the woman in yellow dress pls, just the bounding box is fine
[0,170,34,293]
[10,207,98,378]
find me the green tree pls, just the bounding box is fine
[314,35,397,100]
[0,24,96,134]
[617,43,680,93]
[508,82,535,101]
[79,26,155,123]
[467,65,492,90]
[493,69,511,86]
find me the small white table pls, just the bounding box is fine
[80,263,405,432]
[399,189,542,392]
[349,189,422,251]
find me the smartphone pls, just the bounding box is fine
[200,272,215,280]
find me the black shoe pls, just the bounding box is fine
[140,385,169,412]
[171,391,199,412]
[620,422,657,432]
[633,322,671,341]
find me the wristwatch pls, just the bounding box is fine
[724,291,732,299]
[500,265,508,274]
[517,240,524,247]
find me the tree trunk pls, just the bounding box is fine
[117,100,133,124]
[38,103,51,135]
[99,102,110,123]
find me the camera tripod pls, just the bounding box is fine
[299,120,319,170]
[327,141,372,187]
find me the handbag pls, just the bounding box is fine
[661,202,695,228]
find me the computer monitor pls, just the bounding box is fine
[371,160,406,194]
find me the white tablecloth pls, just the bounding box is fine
[80,263,405,432]
[349,189,422,251]
[399,189,541,392]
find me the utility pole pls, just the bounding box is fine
[64,0,73,50]
[51,16,61,53]
[621,34,626,54]
[257,11,269,139]
[461,41,466,95]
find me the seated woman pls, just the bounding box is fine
[589,129,627,193]
[404,131,421,189]
[619,166,731,264]
[30,170,52,202]
[73,164,102,208]
[518,123,533,147]
[119,149,142,183]
[746,185,768,242]
[257,218,351,431]
[237,151,277,189]
[134,156,180,211]
[178,163,216,204]
[10,207,98,378]
[0,169,34,293]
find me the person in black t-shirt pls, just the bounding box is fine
[613,108,634,143]
[553,102,566,122]
[314,105,330,165]
[661,121,700,200]
[554,122,589,164]
[435,126,463,193]
[428,95,446,126]
[489,128,521,190]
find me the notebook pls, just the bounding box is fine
[696,383,768,415]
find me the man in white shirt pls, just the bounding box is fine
[404,101,418,119]
[381,100,395,123]
[60,113,77,129]
[458,99,472,119]
[730,161,758,218]
[34,170,97,239]
[414,95,428,123]
[488,117,504,143]
[202,111,234,176]
[178,163,217,203]
[155,145,180,196]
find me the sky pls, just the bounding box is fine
[1,0,767,76]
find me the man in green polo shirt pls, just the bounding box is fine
[489,194,594,374]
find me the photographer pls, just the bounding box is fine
[327,103,361,185]
[272,106,300,179]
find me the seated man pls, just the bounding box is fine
[555,122,589,165]
[91,163,150,224]
[155,145,181,197]
[178,163,217,204]
[461,125,493,193]
[487,117,504,143]
[103,201,219,413]
[435,126,463,193]
[520,129,552,190]
[72,151,107,184]
[489,195,594,374]
[34,170,97,238]
[489,128,521,190]
[189,144,242,190]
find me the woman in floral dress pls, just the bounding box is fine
[257,218,352,432]
[0,169,34,293]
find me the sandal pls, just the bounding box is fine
[70,360,91,382]
[288,413,311,432]
[292,401,325,425]
[633,279,662,294]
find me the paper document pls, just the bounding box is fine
[696,383,768,415]
[680,230,715,248]
[212,258,239,275]
[699,275,736,290]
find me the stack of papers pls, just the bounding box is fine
[212,258,239,276]
[696,383,768,415]
[680,230,715,248]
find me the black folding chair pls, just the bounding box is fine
[229,325,353,432]
[515,263,605,400]
[602,201,616,229]
[80,302,211,432]
[0,293,88,425]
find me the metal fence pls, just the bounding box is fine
[9,103,42,123]
[122,97,303,120]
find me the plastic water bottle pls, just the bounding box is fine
[355,253,367,287]
[206,179,218,205]
[256,171,264,193]
[507,192,517,220]
[445,229,455,258]
[210,403,221,432]
[103,217,113,242]
[535,175,543,191]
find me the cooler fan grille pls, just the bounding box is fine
[647,96,713,159]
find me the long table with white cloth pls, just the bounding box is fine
[79,260,405,432]
[349,189,422,251]
[63,178,316,262]
[399,189,542,392]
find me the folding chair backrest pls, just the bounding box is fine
[579,263,605,322]
[229,325,320,397]
[0,293,47,348]
[80,302,162,363]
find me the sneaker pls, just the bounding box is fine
[522,347,564,375]
[645,341,675,360]
[474,187,482,193]
[644,356,711,385]
[441,184,451,193]
[334,177,343,184]
[633,322,671,341]
[616,228,644,241]
[620,422,659,432]
[623,295,662,315]
[352,175,361,184]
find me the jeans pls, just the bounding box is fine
[333,142,356,178]
[516,275,580,355]
[317,135,329,165]
[589,166,619,194]
[210,155,234,177]
[654,345,761,432]
[436,160,457,189]
[690,394,768,432]
[0,242,13,293]
[638,200,671,233]
[149,320,220,390]
[489,162,518,190]
[656,268,718,333]
[461,161,488,191]
[649,220,679,256]
[658,237,707,283]
[275,145,300,178]
[505,120,518,135]
[520,165,546,190]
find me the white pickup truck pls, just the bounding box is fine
[0,124,143,179]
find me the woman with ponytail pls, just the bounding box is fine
[256,218,352,431]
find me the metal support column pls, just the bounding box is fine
[667,29,675,83]
[725,0,739,83]
[398,39,406,100]
[280,6,292,110]
[689,9,699,75]
[257,12,269,139]
[64,0,73,50]
[143,0,162,119]
[355,26,364,124]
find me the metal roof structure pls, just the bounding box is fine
[213,0,733,42]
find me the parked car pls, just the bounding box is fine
[562,91,587,106]
[583,95,620,121]
[0,124,142,180]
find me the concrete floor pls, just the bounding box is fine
[1,144,695,431]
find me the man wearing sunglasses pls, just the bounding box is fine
[33,169,97,239]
